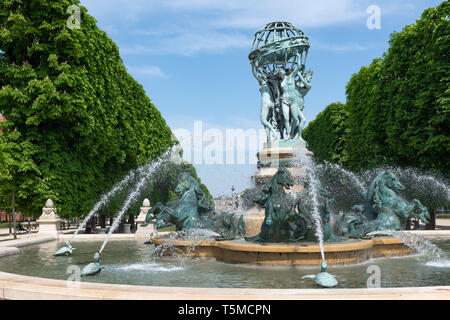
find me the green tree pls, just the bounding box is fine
[0,0,212,218]
[0,118,50,217]
[302,102,347,163]
[304,1,449,177]
[97,160,215,220]
[343,1,449,173]
[381,2,450,172]
[344,58,390,171]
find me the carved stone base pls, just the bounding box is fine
[37,199,61,237]
[242,211,265,237]
[135,198,155,237]
[135,221,155,236]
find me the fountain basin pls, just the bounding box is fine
[150,237,412,265]
[1,237,449,294]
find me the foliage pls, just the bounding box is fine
[97,160,215,218]
[302,102,347,163]
[0,1,212,217]
[303,2,449,176]
[345,2,449,173]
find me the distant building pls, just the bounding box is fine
[0,210,25,223]
[214,195,233,212]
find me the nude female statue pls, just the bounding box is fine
[291,70,313,138]
[277,52,303,139]
[252,64,277,141]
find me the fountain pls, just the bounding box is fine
[80,149,186,274]
[81,252,102,276]
[54,148,175,256]
[146,22,439,279]
[5,22,445,294]
[302,261,338,288]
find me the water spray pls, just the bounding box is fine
[55,149,174,256]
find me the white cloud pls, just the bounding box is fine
[82,0,367,27]
[126,65,167,77]
[80,0,413,55]
[121,31,251,55]
[211,0,367,29]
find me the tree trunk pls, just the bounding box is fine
[425,208,436,230]
[99,214,106,228]
[128,214,135,233]
[8,212,11,235]
[28,216,31,233]
[12,191,16,239]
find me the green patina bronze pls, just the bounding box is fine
[245,167,346,243]
[249,22,312,142]
[245,167,306,242]
[142,172,246,240]
[296,184,347,243]
[337,171,430,238]
[54,241,75,256]
[302,261,338,288]
[81,252,102,276]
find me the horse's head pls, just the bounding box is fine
[174,172,198,196]
[258,167,294,205]
[385,171,405,192]
[376,171,405,192]
[274,167,295,189]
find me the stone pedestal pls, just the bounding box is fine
[135,199,155,236]
[244,139,313,236]
[243,211,265,237]
[37,199,62,237]
[253,139,312,191]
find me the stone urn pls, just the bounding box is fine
[37,199,62,237]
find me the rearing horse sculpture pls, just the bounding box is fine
[337,171,430,238]
[245,167,306,243]
[141,172,245,240]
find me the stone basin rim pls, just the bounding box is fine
[150,237,382,253]
[0,271,449,300]
[0,234,449,299]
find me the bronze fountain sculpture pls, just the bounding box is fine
[142,172,246,240]
[76,23,432,290]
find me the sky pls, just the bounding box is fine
[80,0,443,197]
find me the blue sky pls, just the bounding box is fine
[80,0,443,196]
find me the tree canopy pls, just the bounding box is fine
[303,1,449,176]
[302,102,347,164]
[0,0,211,217]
